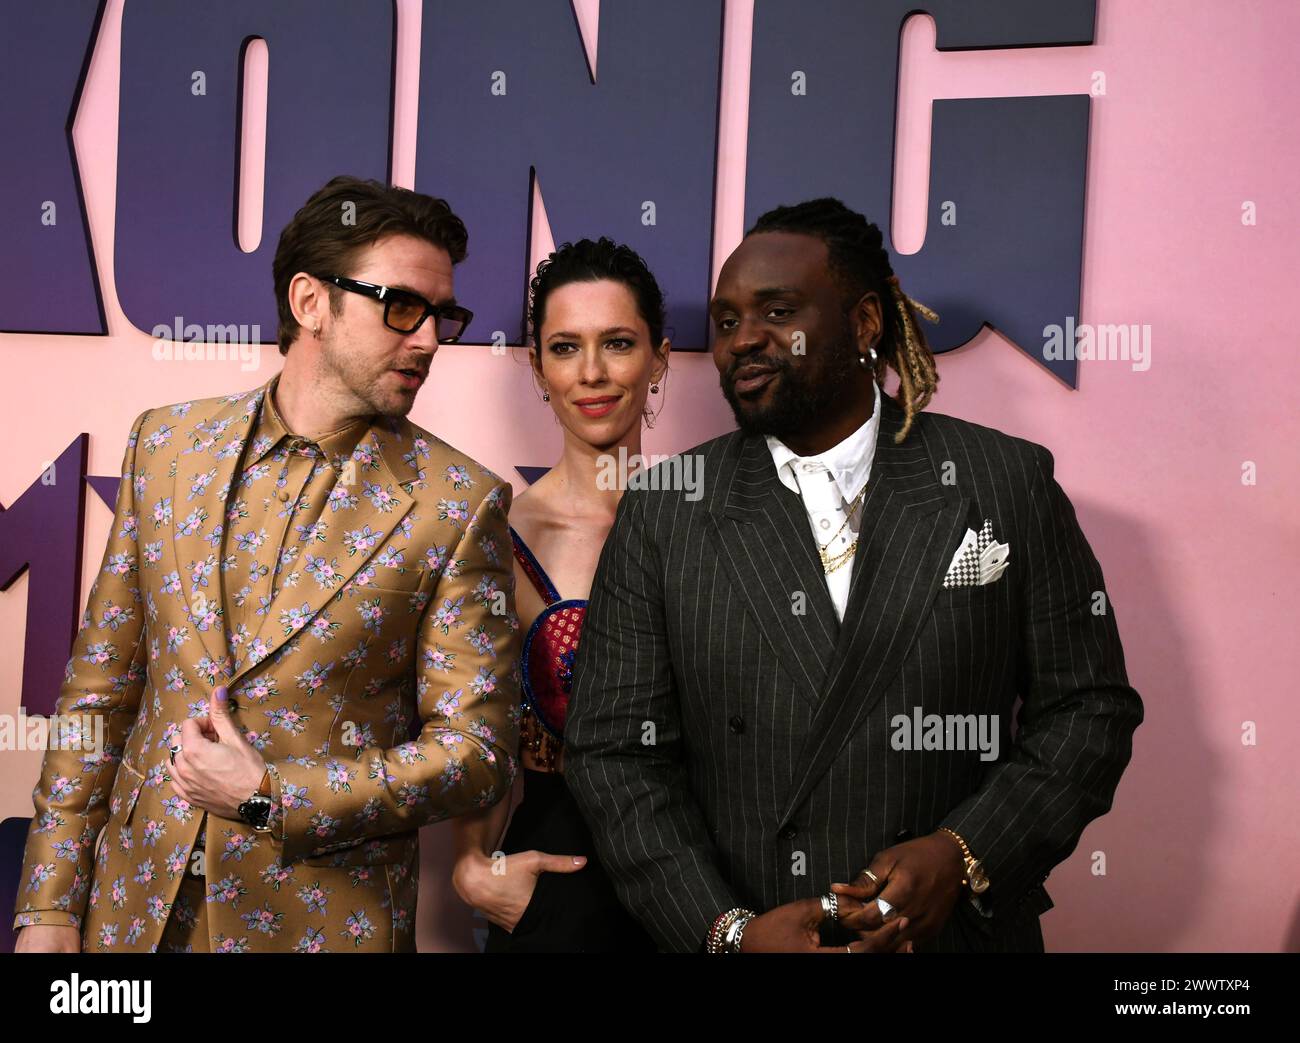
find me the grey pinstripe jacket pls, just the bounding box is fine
[565,391,1142,952]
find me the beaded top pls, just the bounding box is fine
[509,527,587,768]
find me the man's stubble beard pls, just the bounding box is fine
[722,327,861,442]
[319,333,412,420]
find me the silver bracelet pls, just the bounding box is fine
[707,907,752,953]
[725,911,756,953]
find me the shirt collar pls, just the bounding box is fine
[765,380,881,503]
[246,373,374,473]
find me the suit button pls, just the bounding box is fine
[895,829,913,842]
[728,715,745,734]
[779,824,798,841]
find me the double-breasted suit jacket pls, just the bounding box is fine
[566,390,1143,952]
[14,376,520,951]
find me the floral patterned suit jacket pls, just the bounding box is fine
[13,377,521,951]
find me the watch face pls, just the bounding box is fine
[969,863,990,893]
[239,795,272,830]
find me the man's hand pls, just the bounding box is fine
[736,897,910,953]
[169,686,268,819]
[453,849,587,933]
[831,832,966,945]
[15,924,80,953]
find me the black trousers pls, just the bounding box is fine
[484,769,657,953]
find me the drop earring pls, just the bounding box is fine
[542,390,550,402]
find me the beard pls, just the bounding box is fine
[319,333,417,420]
[720,327,863,441]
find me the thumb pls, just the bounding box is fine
[533,852,587,875]
[206,686,240,742]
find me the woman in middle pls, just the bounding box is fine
[452,237,670,952]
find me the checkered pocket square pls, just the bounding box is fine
[942,518,1010,588]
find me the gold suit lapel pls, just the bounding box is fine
[224,413,418,693]
[164,384,266,682]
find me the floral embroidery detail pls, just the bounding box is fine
[14,383,517,950]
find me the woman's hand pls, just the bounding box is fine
[452,849,587,933]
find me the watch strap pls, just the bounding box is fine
[938,826,981,888]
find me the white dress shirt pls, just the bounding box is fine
[765,380,881,621]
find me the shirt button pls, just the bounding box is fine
[819,519,831,529]
[278,491,290,502]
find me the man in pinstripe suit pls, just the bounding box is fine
[565,199,1143,953]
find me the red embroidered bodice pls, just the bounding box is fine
[510,526,586,769]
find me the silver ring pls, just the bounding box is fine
[169,745,181,764]
[819,893,839,923]
[876,897,895,921]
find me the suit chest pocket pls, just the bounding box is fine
[932,578,1006,611]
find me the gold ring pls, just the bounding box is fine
[862,868,880,886]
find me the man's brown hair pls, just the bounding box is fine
[271,175,469,355]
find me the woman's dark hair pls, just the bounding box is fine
[527,237,667,355]
[272,175,468,355]
[748,197,940,444]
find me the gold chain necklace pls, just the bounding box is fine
[816,482,868,573]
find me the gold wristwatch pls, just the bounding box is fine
[938,827,989,894]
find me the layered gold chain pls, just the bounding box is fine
[815,482,868,573]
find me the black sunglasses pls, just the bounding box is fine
[318,274,473,343]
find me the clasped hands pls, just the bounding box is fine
[739,832,967,953]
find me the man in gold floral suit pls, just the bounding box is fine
[14,176,520,952]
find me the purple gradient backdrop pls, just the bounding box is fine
[1,0,1296,952]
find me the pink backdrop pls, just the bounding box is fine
[2,0,1297,952]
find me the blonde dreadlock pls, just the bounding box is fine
[882,275,941,444]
